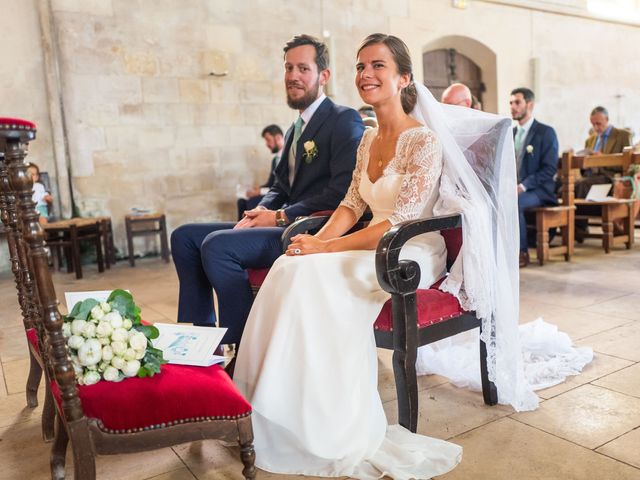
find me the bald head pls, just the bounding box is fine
[441,83,472,108]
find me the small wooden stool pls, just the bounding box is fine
[125,213,169,266]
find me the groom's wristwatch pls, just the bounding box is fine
[275,209,288,227]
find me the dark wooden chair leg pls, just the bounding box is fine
[42,382,56,441]
[160,215,170,262]
[70,224,82,279]
[126,217,135,267]
[238,416,257,480]
[101,220,111,269]
[94,223,104,273]
[50,415,69,480]
[69,421,97,480]
[26,349,42,408]
[479,337,498,405]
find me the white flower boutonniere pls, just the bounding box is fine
[303,140,318,164]
[526,145,534,154]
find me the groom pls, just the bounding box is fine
[171,34,364,344]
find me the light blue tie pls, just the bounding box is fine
[514,126,525,154]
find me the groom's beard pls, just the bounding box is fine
[286,78,321,110]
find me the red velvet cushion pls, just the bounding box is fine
[0,117,36,130]
[442,227,462,266]
[51,364,251,433]
[374,281,465,332]
[248,268,269,288]
[26,327,40,355]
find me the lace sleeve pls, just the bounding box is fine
[338,129,371,219]
[388,129,443,225]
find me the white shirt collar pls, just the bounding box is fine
[518,116,535,136]
[300,93,326,126]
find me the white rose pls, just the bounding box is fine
[100,301,111,313]
[103,366,120,382]
[99,337,110,345]
[90,305,105,320]
[104,311,123,329]
[67,335,85,350]
[111,328,128,343]
[123,318,133,330]
[70,319,87,336]
[98,360,110,372]
[135,348,145,360]
[526,145,534,154]
[111,340,127,355]
[96,321,113,338]
[111,356,126,370]
[82,322,97,339]
[128,332,147,351]
[123,348,137,361]
[83,371,101,385]
[122,360,141,378]
[62,322,71,338]
[102,345,114,362]
[304,140,315,152]
[77,338,103,366]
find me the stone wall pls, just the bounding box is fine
[1,0,640,271]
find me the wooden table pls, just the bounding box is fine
[575,198,636,253]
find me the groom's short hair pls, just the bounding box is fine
[283,34,330,72]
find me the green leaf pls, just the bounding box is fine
[71,299,99,321]
[108,290,141,322]
[133,324,160,340]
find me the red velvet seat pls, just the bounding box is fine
[26,327,40,354]
[51,364,251,433]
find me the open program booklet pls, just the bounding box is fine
[64,290,226,367]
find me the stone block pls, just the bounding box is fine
[191,104,218,125]
[52,0,114,16]
[205,25,243,53]
[142,77,180,103]
[199,50,231,77]
[209,79,241,103]
[179,78,210,103]
[241,81,274,104]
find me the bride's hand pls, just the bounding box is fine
[285,234,331,256]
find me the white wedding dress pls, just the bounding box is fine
[234,127,463,479]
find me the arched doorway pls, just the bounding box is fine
[423,49,484,106]
[421,36,497,113]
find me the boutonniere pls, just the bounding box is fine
[303,140,318,164]
[526,145,534,154]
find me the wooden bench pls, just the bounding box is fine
[572,148,636,253]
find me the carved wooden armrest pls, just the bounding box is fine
[375,213,462,296]
[280,216,331,252]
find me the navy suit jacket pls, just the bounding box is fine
[516,119,559,205]
[260,97,364,220]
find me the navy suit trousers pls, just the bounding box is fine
[171,223,283,344]
[518,191,544,252]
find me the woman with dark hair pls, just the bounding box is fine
[234,33,461,478]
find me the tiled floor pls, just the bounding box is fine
[1,238,640,479]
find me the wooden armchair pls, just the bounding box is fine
[525,151,575,265]
[1,119,256,480]
[573,148,636,252]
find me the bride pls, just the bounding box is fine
[234,33,588,478]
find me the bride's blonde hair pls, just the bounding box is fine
[357,34,417,114]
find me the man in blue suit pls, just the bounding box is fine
[509,87,559,267]
[171,34,365,344]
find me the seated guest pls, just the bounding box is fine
[510,87,559,268]
[236,124,283,220]
[27,162,53,225]
[357,104,378,128]
[171,34,364,347]
[441,82,472,108]
[471,94,482,110]
[575,106,632,198]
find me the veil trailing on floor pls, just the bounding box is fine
[410,82,540,411]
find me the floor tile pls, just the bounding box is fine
[593,363,640,399]
[438,417,640,480]
[0,389,45,429]
[578,322,640,362]
[383,383,513,440]
[583,293,640,321]
[145,467,197,480]
[2,358,31,395]
[596,427,640,469]
[513,384,640,449]
[537,352,633,399]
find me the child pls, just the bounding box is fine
[27,163,53,225]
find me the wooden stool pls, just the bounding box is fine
[125,213,169,266]
[97,216,116,268]
[43,218,104,279]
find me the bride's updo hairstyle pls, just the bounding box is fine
[357,34,417,114]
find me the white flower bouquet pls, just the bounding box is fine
[63,289,166,385]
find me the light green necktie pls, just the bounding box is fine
[292,117,304,157]
[514,126,525,154]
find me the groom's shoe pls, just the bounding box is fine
[519,250,530,268]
